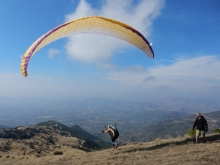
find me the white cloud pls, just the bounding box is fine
[0,72,86,100]
[48,48,62,58]
[107,65,150,85]
[143,76,156,82]
[0,74,53,98]
[64,0,165,63]
[150,56,220,84]
[105,55,220,99]
[1,55,220,101]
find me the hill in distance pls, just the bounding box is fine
[36,120,101,142]
[0,125,11,129]
[127,110,220,142]
[0,120,110,158]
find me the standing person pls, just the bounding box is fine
[192,112,208,143]
[102,125,119,150]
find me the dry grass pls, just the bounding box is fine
[0,134,220,165]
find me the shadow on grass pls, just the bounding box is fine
[122,134,220,153]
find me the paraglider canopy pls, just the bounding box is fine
[20,16,154,77]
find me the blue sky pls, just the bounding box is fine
[0,0,220,103]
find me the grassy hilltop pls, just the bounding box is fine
[0,134,219,165]
[0,120,219,165]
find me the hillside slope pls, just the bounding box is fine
[36,120,110,151]
[0,134,219,165]
[36,120,100,141]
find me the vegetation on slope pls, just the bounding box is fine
[0,133,220,165]
[36,120,110,151]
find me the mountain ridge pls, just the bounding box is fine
[127,110,220,142]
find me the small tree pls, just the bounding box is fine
[213,128,220,134]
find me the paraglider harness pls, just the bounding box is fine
[108,125,119,142]
[104,123,119,145]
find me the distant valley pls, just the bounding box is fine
[0,97,220,143]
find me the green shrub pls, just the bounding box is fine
[213,128,220,134]
[186,128,195,136]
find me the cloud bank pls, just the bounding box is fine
[106,55,220,99]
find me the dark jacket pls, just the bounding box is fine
[193,116,208,131]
